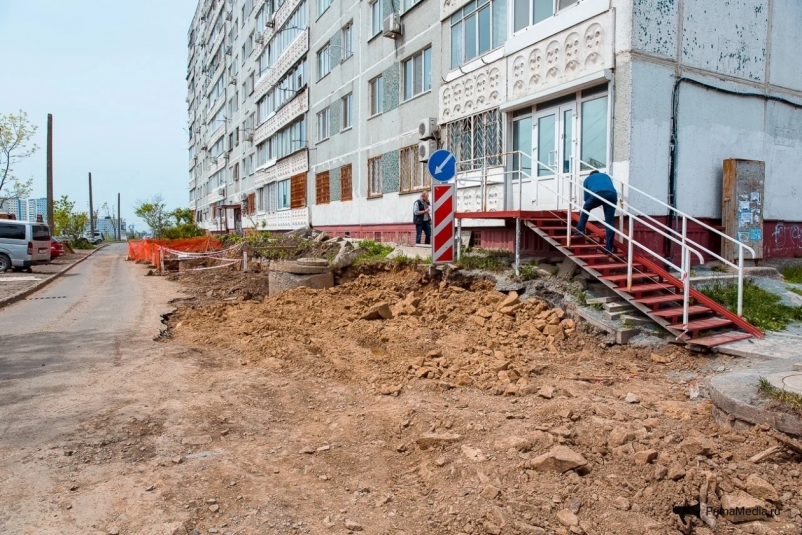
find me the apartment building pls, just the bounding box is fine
[0,198,48,223]
[189,0,802,258]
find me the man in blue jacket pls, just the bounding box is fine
[575,170,618,253]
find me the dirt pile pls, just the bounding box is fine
[165,267,802,535]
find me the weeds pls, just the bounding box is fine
[700,280,802,331]
[456,250,510,271]
[352,240,394,265]
[758,377,802,415]
[711,264,729,273]
[567,285,588,306]
[518,261,540,281]
[789,287,802,297]
[783,266,802,284]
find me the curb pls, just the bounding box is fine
[0,244,109,309]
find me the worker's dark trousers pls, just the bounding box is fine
[576,190,618,253]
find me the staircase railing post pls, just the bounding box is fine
[627,216,634,291]
[683,247,691,330]
[738,245,744,317]
[515,217,521,277]
[481,158,487,212]
[456,217,462,262]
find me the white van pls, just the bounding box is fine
[0,220,52,272]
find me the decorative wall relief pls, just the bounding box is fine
[439,61,505,123]
[508,12,613,101]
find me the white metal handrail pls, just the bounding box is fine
[576,158,751,316]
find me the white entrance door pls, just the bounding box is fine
[532,103,576,211]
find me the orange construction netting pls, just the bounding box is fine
[127,236,223,266]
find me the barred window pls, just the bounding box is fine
[341,164,353,201]
[368,156,383,197]
[400,145,430,193]
[316,171,330,204]
[445,109,502,171]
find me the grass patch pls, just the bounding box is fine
[699,280,802,331]
[711,264,729,273]
[352,240,395,265]
[758,377,802,415]
[567,284,588,306]
[455,249,511,271]
[789,286,802,297]
[783,266,802,284]
[518,261,540,281]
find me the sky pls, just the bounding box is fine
[0,0,197,232]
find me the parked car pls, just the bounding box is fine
[50,238,65,259]
[81,231,104,245]
[0,220,51,272]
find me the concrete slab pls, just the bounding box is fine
[714,332,802,360]
[387,245,431,260]
[766,372,802,395]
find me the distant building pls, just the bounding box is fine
[0,198,47,223]
[93,217,127,239]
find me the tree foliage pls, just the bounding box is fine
[135,195,205,239]
[53,195,89,247]
[0,111,38,205]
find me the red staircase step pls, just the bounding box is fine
[651,305,712,319]
[634,294,685,306]
[626,283,676,294]
[603,272,660,284]
[673,317,733,332]
[572,253,611,262]
[588,262,642,273]
[686,332,753,348]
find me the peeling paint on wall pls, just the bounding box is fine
[632,0,678,58]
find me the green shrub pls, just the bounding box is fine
[352,240,394,265]
[700,280,802,331]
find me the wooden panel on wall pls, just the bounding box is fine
[290,173,306,209]
[723,159,765,262]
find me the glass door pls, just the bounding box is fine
[532,103,575,210]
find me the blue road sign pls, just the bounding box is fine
[427,149,456,182]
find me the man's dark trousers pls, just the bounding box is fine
[576,190,618,252]
[416,221,431,245]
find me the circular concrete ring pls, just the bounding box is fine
[270,261,332,274]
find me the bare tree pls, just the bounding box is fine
[0,111,38,206]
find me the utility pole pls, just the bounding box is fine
[117,192,121,240]
[88,173,95,239]
[46,114,53,229]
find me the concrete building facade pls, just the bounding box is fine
[188,0,802,258]
[0,198,48,223]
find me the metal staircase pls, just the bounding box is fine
[453,151,764,349]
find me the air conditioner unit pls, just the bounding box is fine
[229,75,237,85]
[217,186,226,196]
[240,193,248,201]
[267,13,276,28]
[418,140,437,162]
[245,132,254,142]
[383,13,402,39]
[225,11,232,21]
[418,117,438,140]
[255,33,264,45]
[225,45,232,55]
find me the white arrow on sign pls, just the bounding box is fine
[435,152,454,175]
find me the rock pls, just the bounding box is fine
[344,519,363,531]
[496,292,521,310]
[625,393,640,404]
[565,498,582,514]
[472,316,487,326]
[461,445,485,462]
[314,231,330,242]
[607,427,635,447]
[300,446,316,454]
[613,496,631,511]
[634,449,657,465]
[680,435,715,457]
[522,445,587,473]
[654,465,668,481]
[416,433,462,450]
[181,435,212,445]
[109,529,120,535]
[361,302,392,320]
[667,464,686,481]
[209,504,219,513]
[537,386,554,399]
[434,457,447,467]
[515,521,547,534]
[556,509,579,527]
[650,353,671,363]
[542,324,565,339]
[480,485,501,500]
[746,474,779,502]
[145,484,155,491]
[483,521,502,535]
[720,491,771,523]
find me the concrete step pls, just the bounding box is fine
[603,301,635,313]
[620,314,657,327]
[586,296,618,305]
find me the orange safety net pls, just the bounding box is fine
[127,236,223,266]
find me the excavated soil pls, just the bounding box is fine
[163,266,802,535]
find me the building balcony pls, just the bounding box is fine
[254,28,308,102]
[254,150,308,188]
[253,86,307,146]
[253,207,309,231]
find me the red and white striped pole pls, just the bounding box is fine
[432,183,456,264]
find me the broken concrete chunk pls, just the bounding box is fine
[746,473,779,502]
[720,491,771,523]
[361,303,393,320]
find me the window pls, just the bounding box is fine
[228,132,234,152]
[209,73,226,105]
[340,164,353,201]
[342,22,353,59]
[319,0,332,15]
[369,75,383,116]
[245,0,254,15]
[400,145,430,192]
[211,135,225,158]
[257,49,270,76]
[341,93,352,130]
[268,117,306,160]
[233,163,240,181]
[317,107,330,141]
[368,156,383,197]
[451,0,506,69]
[268,1,308,65]
[580,95,608,170]
[257,95,270,125]
[257,5,266,33]
[291,173,307,208]
[248,72,255,95]
[403,47,432,100]
[402,0,422,11]
[317,43,331,79]
[257,139,269,166]
[445,109,503,170]
[277,179,291,209]
[370,0,382,37]
[316,172,330,204]
[0,223,25,240]
[513,0,573,33]
[264,59,306,117]
[245,32,254,57]
[257,186,265,211]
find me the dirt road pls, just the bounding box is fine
[1,249,801,535]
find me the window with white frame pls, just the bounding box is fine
[317,107,330,141]
[265,59,306,117]
[245,31,254,57]
[368,156,383,197]
[277,179,291,209]
[209,73,226,105]
[451,0,506,69]
[445,108,503,170]
[257,186,265,211]
[257,139,269,166]
[257,49,270,76]
[268,116,306,160]
[341,93,352,130]
[317,43,331,79]
[319,0,332,15]
[402,0,423,11]
[268,1,308,65]
[403,47,432,101]
[400,145,430,192]
[369,75,383,116]
[513,0,574,33]
[257,95,269,125]
[211,135,225,158]
[257,5,267,33]
[342,22,353,59]
[370,0,382,37]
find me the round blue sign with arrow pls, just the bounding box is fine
[427,149,456,182]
